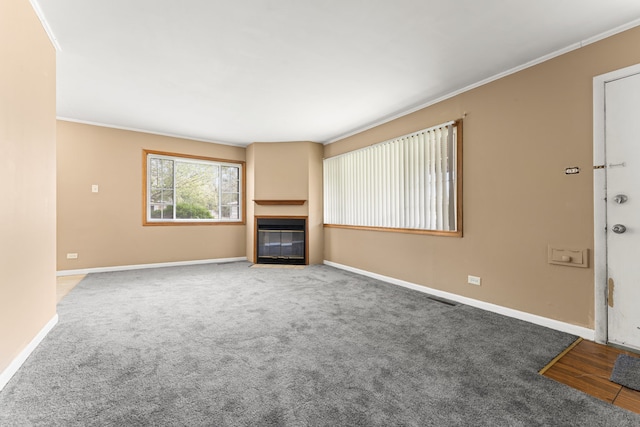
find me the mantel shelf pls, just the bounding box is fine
[253,199,307,206]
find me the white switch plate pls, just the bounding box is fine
[91,184,99,193]
[468,275,481,286]
[66,253,78,259]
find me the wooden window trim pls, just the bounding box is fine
[323,223,462,238]
[142,149,246,226]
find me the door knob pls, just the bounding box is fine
[613,194,628,204]
[612,224,627,234]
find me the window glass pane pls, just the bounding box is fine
[223,165,239,179]
[221,205,239,219]
[162,160,174,187]
[221,193,239,205]
[163,190,174,205]
[150,206,162,218]
[175,203,213,219]
[150,190,173,218]
[175,162,216,219]
[150,190,163,203]
[149,158,175,220]
[221,166,239,193]
[151,204,174,219]
[146,152,242,223]
[150,189,173,203]
[150,158,159,187]
[150,159,173,189]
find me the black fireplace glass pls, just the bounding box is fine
[256,218,306,265]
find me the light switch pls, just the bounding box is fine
[548,246,588,268]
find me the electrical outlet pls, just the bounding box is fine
[66,253,78,259]
[468,275,481,286]
[91,184,99,193]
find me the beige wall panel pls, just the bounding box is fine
[253,142,310,200]
[307,142,324,265]
[254,205,309,216]
[57,122,246,271]
[324,26,640,328]
[0,0,57,373]
[245,144,256,261]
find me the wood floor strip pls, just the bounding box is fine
[544,361,621,402]
[614,387,640,413]
[541,339,640,414]
[539,337,583,375]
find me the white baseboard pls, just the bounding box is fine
[324,260,595,340]
[0,314,58,392]
[57,257,248,276]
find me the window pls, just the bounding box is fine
[143,150,244,225]
[323,120,462,236]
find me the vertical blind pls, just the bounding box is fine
[324,121,458,231]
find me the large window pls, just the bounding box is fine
[143,150,244,225]
[323,120,462,236]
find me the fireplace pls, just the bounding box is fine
[256,217,306,265]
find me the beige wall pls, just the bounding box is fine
[245,144,256,262]
[57,121,246,271]
[307,142,325,265]
[246,142,324,264]
[324,26,640,329]
[0,0,57,374]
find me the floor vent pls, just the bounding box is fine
[427,296,458,307]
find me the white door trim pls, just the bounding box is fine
[593,63,640,344]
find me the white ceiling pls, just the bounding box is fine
[34,0,640,146]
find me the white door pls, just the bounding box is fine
[606,72,640,351]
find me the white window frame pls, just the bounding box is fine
[143,150,245,225]
[323,120,462,236]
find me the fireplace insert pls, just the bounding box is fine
[256,218,306,265]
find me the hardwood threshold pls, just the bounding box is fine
[541,339,640,414]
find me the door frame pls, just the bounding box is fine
[593,63,640,344]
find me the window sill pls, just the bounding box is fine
[323,223,462,237]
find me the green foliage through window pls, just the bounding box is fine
[150,203,213,219]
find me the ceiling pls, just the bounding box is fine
[34,0,640,146]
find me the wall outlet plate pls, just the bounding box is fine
[468,275,481,286]
[66,253,78,259]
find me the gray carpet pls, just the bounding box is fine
[611,354,640,391]
[1,262,639,426]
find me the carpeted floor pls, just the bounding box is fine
[1,262,639,426]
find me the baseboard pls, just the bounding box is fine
[57,257,248,276]
[0,314,58,392]
[323,260,595,340]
